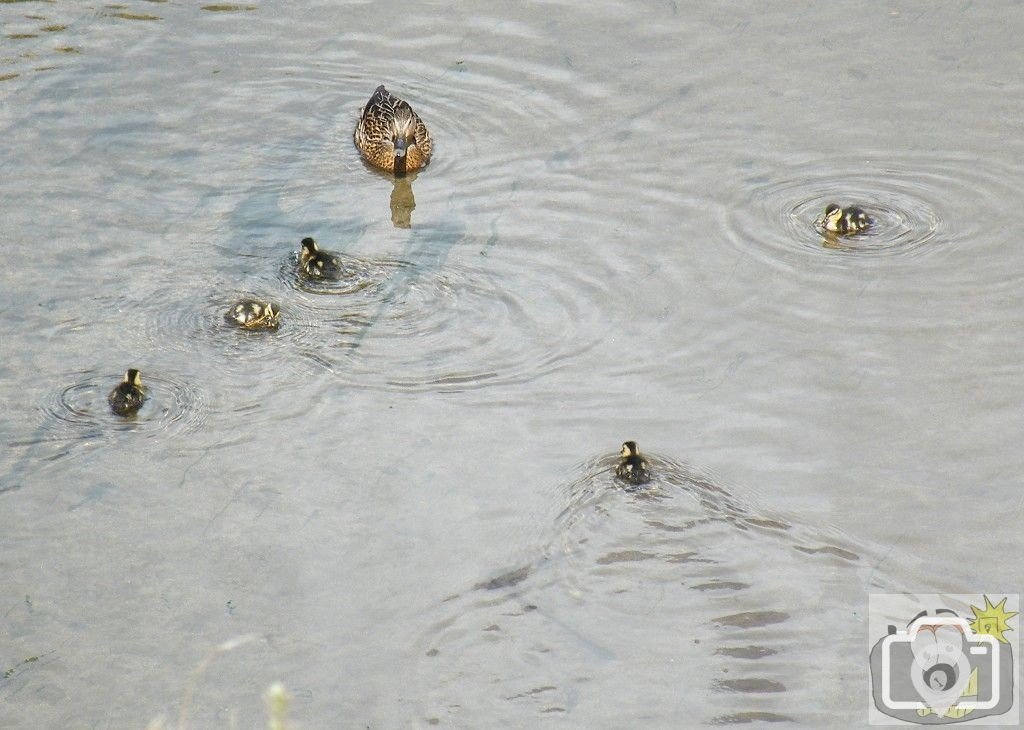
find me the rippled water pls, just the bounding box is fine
[2,1,1023,727]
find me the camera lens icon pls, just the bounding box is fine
[909,623,973,710]
[879,614,1002,714]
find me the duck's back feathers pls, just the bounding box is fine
[298,237,345,280]
[108,370,146,416]
[226,300,280,329]
[615,457,652,486]
[362,84,391,118]
[820,204,872,234]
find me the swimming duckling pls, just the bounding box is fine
[299,237,345,279]
[818,203,871,234]
[108,368,146,417]
[615,441,652,486]
[354,85,433,174]
[225,300,280,330]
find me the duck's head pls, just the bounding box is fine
[124,368,142,387]
[620,441,641,458]
[300,237,318,257]
[819,203,843,231]
[391,106,417,173]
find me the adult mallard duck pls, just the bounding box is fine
[818,203,871,234]
[225,300,280,330]
[299,237,345,279]
[108,368,146,416]
[354,85,432,174]
[615,441,652,486]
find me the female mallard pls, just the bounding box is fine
[354,85,432,174]
[818,204,871,234]
[299,237,345,279]
[225,300,280,330]
[615,441,652,486]
[109,368,146,416]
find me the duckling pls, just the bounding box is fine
[108,368,146,417]
[818,203,871,234]
[299,237,345,279]
[225,300,280,330]
[615,441,652,486]
[354,85,433,174]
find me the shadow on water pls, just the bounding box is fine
[410,448,926,726]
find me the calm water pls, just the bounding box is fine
[2,1,1023,727]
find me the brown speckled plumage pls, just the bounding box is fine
[354,85,432,174]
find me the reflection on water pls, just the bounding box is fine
[2,0,1023,727]
[390,174,416,228]
[103,12,161,22]
[201,4,258,11]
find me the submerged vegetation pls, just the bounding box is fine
[145,636,292,730]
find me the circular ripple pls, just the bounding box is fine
[789,187,938,256]
[553,451,775,543]
[42,370,208,438]
[136,281,331,426]
[142,283,287,355]
[315,246,608,392]
[276,250,393,298]
[232,20,605,237]
[723,154,1022,272]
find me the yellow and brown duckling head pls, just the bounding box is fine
[108,368,146,417]
[299,237,344,280]
[615,440,652,486]
[225,300,280,330]
[818,203,871,234]
[354,85,433,175]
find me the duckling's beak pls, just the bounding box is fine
[393,137,407,159]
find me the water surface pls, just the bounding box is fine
[2,1,1023,726]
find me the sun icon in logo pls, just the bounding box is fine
[969,595,1018,644]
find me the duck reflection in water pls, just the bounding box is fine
[390,173,417,228]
